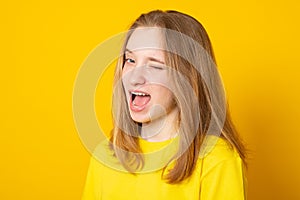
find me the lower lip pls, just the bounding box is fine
[129,96,151,112]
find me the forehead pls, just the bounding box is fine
[126,27,164,51]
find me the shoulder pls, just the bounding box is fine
[197,135,243,175]
[93,138,114,157]
[195,136,247,199]
[88,139,123,170]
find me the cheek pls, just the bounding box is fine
[144,69,170,85]
[153,87,175,104]
[121,73,131,101]
[164,91,175,106]
[121,71,130,89]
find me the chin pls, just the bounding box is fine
[129,112,151,123]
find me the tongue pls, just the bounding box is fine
[133,96,151,106]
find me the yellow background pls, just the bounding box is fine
[1,0,300,199]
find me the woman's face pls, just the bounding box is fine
[122,27,176,123]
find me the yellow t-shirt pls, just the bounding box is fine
[82,136,247,200]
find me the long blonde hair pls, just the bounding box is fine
[111,10,246,184]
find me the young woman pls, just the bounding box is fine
[82,10,247,200]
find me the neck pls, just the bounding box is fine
[141,107,179,142]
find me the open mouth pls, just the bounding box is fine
[130,91,151,112]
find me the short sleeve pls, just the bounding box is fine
[81,155,101,200]
[199,156,247,200]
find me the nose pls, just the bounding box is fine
[129,65,146,86]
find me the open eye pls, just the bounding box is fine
[125,58,135,64]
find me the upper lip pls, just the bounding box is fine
[129,90,150,96]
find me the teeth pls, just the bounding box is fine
[131,91,148,96]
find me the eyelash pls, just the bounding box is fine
[149,65,164,70]
[124,57,164,70]
[125,58,135,64]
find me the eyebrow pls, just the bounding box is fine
[125,48,165,64]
